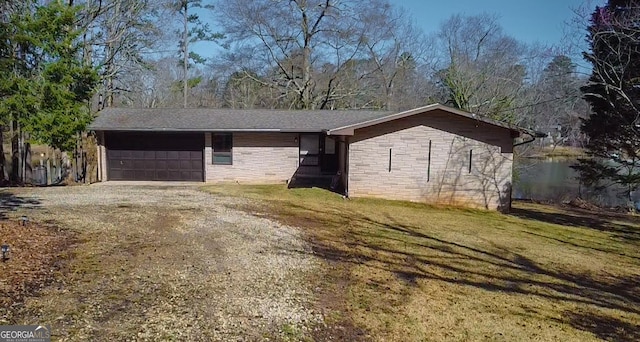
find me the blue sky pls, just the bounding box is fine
[192,0,606,63]
[392,0,603,45]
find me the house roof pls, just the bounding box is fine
[89,104,545,137]
[89,107,392,133]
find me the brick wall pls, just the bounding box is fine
[348,109,514,210]
[205,132,299,183]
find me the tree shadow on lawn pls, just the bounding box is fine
[0,190,42,220]
[560,310,640,342]
[510,204,640,244]
[272,202,640,339]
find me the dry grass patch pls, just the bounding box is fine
[204,184,640,342]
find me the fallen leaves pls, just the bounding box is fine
[0,219,75,323]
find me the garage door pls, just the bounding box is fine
[106,132,204,181]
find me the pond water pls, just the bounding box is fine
[513,157,630,207]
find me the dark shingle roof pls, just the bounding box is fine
[88,104,544,138]
[88,107,393,132]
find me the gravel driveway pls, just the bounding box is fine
[5,184,322,341]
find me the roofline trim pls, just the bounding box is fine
[88,127,326,133]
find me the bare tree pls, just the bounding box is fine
[216,0,336,109]
[434,14,529,122]
[531,55,589,149]
[220,70,265,108]
[215,0,429,110]
[356,1,435,110]
[77,0,161,108]
[116,57,178,108]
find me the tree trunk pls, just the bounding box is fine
[10,122,16,184]
[106,73,114,107]
[46,152,51,186]
[19,130,26,183]
[10,121,21,184]
[183,1,189,109]
[74,132,80,182]
[302,45,312,109]
[0,128,5,183]
[24,141,32,184]
[104,0,120,108]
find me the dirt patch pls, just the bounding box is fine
[0,219,75,324]
[2,185,322,341]
[240,202,372,341]
[308,263,371,342]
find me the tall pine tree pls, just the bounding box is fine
[575,0,640,201]
[174,0,223,108]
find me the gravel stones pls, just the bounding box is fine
[5,184,323,341]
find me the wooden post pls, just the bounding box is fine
[74,133,78,181]
[46,147,51,185]
[96,133,102,182]
[54,151,60,182]
[18,124,23,184]
[0,128,5,183]
[24,141,32,184]
[10,121,19,184]
[9,121,14,183]
[76,152,80,183]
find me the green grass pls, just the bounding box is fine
[203,184,640,342]
[278,323,313,342]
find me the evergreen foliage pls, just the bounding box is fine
[0,1,98,151]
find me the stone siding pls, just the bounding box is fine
[205,132,299,183]
[348,109,513,210]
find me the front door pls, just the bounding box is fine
[320,135,338,174]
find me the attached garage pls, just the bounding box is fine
[105,132,204,181]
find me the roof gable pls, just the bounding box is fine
[327,104,537,136]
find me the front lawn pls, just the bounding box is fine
[204,184,640,342]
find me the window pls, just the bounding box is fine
[324,136,336,154]
[212,133,232,165]
[299,134,319,166]
[427,140,432,182]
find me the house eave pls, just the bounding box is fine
[89,127,325,133]
[326,129,354,136]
